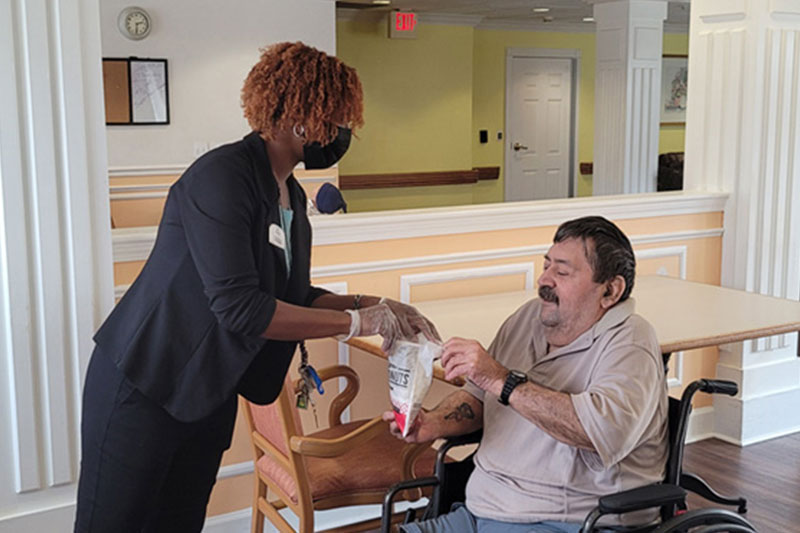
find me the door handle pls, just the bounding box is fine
[513,142,528,151]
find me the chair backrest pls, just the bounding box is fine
[246,376,304,457]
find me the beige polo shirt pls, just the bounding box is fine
[463,298,668,525]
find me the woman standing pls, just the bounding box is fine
[75,42,435,533]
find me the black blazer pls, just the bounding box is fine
[95,132,329,421]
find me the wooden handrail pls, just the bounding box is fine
[339,166,499,190]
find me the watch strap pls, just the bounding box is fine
[499,371,527,406]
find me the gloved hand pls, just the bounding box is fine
[337,303,410,352]
[379,298,441,344]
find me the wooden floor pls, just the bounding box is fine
[682,432,800,533]
[365,432,799,532]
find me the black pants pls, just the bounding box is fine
[74,348,237,533]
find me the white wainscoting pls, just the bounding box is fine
[310,192,726,245]
[399,263,535,303]
[112,223,723,268]
[635,245,688,389]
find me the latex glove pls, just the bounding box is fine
[379,298,441,344]
[338,303,406,352]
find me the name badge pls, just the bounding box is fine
[268,223,286,250]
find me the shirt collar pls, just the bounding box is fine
[532,297,637,361]
[244,131,279,203]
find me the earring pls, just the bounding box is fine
[293,124,305,138]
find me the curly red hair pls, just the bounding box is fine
[241,42,364,144]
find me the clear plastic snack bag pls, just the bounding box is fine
[387,336,442,437]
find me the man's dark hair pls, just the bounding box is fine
[553,216,636,302]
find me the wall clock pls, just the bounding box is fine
[118,6,152,41]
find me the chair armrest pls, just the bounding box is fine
[289,415,386,457]
[598,483,686,514]
[293,364,359,427]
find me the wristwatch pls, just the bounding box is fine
[498,370,528,406]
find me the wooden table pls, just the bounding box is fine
[349,275,800,382]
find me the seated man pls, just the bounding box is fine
[384,216,668,533]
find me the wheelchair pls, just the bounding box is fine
[381,378,758,533]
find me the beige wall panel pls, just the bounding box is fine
[346,347,395,420]
[636,256,682,278]
[311,212,722,267]
[206,472,253,517]
[613,212,723,235]
[312,226,560,266]
[109,174,179,186]
[411,272,531,303]
[114,260,145,286]
[111,197,167,227]
[684,238,723,283]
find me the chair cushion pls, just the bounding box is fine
[256,419,437,504]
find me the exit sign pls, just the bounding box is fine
[389,10,418,39]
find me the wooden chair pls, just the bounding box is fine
[241,364,437,533]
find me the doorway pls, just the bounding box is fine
[504,48,579,202]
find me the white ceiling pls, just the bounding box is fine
[337,0,691,32]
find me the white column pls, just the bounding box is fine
[589,0,668,195]
[0,0,114,528]
[684,0,800,445]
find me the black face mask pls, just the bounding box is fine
[303,127,352,169]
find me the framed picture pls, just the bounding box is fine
[660,55,688,126]
[102,57,170,125]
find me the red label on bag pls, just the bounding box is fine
[393,409,407,434]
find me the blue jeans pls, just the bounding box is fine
[399,504,590,533]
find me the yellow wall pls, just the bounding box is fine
[336,22,689,210]
[336,19,476,212]
[470,29,597,200]
[659,33,690,155]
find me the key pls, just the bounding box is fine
[305,364,324,394]
[296,380,310,410]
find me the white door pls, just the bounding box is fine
[506,56,573,201]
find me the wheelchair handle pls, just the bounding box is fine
[698,379,738,396]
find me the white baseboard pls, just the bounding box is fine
[203,500,428,533]
[0,502,75,533]
[685,406,716,444]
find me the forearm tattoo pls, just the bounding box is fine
[444,402,475,422]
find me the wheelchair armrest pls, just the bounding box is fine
[598,483,686,514]
[382,477,440,533]
[436,429,483,467]
[598,483,687,514]
[581,484,687,533]
[441,429,483,448]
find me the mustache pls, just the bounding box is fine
[538,285,559,304]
